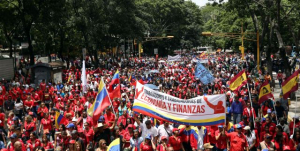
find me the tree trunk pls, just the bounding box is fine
[25,27,34,65]
[59,28,65,62]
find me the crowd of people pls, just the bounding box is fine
[0,52,299,151]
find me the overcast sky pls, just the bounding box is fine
[190,0,228,7]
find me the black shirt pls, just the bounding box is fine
[275,106,285,118]
[94,128,111,147]
[4,100,14,111]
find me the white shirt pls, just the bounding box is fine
[139,123,158,139]
[157,124,173,141]
[246,131,256,146]
[15,101,23,110]
[197,127,206,150]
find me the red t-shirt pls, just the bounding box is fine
[104,112,115,127]
[42,142,54,150]
[168,136,182,150]
[41,117,52,132]
[24,122,36,137]
[140,142,154,151]
[0,95,4,106]
[27,139,42,150]
[227,132,248,151]
[84,128,94,143]
[215,130,227,149]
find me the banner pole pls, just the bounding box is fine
[247,83,256,127]
[293,96,297,136]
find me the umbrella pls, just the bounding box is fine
[144,84,159,90]
[150,70,159,73]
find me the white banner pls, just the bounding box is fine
[167,55,181,61]
[133,82,226,126]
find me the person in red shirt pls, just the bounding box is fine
[39,113,52,137]
[41,134,54,150]
[104,107,116,127]
[26,132,41,151]
[73,100,84,115]
[39,79,46,91]
[289,116,300,135]
[215,125,227,150]
[24,115,36,140]
[64,105,75,118]
[83,122,94,144]
[37,103,49,119]
[76,111,93,129]
[226,124,249,151]
[262,117,276,136]
[140,134,155,151]
[243,102,257,120]
[168,128,184,151]
[206,125,218,148]
[289,130,300,151]
[157,136,168,151]
[274,125,289,145]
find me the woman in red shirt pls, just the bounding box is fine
[83,122,94,144]
[39,113,52,137]
[273,132,285,151]
[140,134,155,151]
[27,132,41,151]
[156,136,168,151]
[24,115,36,140]
[289,130,300,151]
[168,128,184,151]
[37,103,49,119]
[41,134,54,150]
[261,101,271,116]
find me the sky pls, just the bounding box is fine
[190,0,228,7]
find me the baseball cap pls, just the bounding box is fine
[283,145,291,150]
[13,116,19,121]
[69,140,76,144]
[265,134,272,139]
[244,126,250,130]
[97,123,104,128]
[145,134,151,140]
[161,136,167,140]
[236,124,242,129]
[98,116,105,122]
[66,123,75,128]
[72,117,78,122]
[218,125,224,128]
[204,143,214,149]
[9,133,18,139]
[172,128,179,133]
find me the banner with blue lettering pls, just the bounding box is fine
[195,62,215,85]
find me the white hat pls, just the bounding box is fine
[97,123,104,127]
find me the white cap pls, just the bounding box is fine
[72,117,77,122]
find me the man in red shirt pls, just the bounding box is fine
[261,117,276,136]
[226,124,249,151]
[215,125,227,150]
[104,107,115,127]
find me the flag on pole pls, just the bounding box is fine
[67,74,72,83]
[110,70,120,85]
[87,78,111,124]
[258,80,274,104]
[229,70,247,91]
[109,84,121,100]
[282,70,300,99]
[107,138,120,151]
[55,112,68,129]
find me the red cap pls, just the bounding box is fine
[172,128,179,133]
[161,136,167,140]
[283,146,291,150]
[128,124,133,128]
[69,140,76,144]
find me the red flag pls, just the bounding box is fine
[109,84,121,100]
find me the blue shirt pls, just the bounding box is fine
[231,101,243,114]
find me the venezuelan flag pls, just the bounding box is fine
[111,70,120,85]
[55,111,67,129]
[258,80,274,104]
[229,70,247,91]
[88,78,111,124]
[107,138,120,151]
[128,74,132,82]
[67,74,72,83]
[282,70,299,99]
